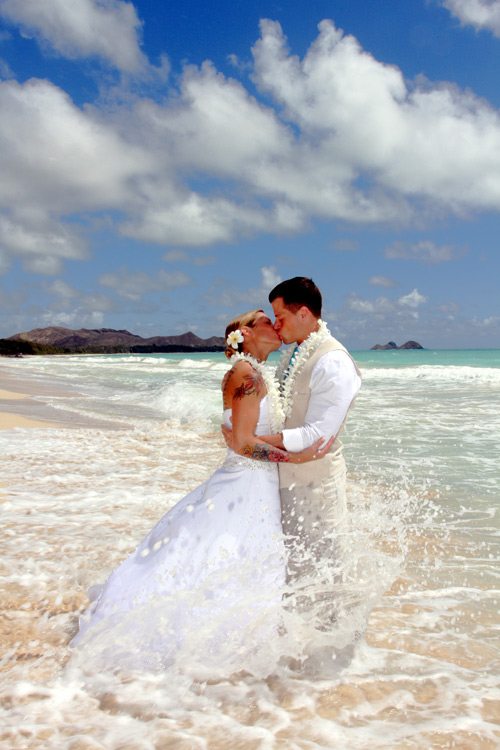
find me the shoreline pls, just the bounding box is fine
[0,387,66,430]
[0,373,124,431]
[0,411,65,430]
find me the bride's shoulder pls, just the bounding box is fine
[221,359,263,397]
[224,359,254,380]
[229,359,254,375]
[222,359,253,387]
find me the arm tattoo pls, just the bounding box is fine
[233,372,264,400]
[222,369,233,392]
[242,443,291,463]
[222,369,234,405]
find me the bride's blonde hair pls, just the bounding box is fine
[224,309,263,360]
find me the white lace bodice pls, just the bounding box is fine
[223,394,271,435]
[222,396,275,472]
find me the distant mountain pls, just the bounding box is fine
[4,326,225,354]
[371,340,424,350]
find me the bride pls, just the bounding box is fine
[70,309,332,676]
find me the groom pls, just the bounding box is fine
[264,277,361,586]
[223,277,361,671]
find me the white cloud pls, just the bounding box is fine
[0,212,86,275]
[252,20,500,216]
[0,56,14,79]
[347,288,426,315]
[41,309,105,328]
[227,53,253,74]
[0,79,152,212]
[471,314,500,328]
[141,61,291,177]
[0,0,147,72]
[369,275,396,287]
[347,295,395,314]
[122,191,272,246]
[43,283,117,330]
[398,288,427,308]
[48,279,78,299]
[385,241,459,263]
[0,248,9,274]
[443,0,500,37]
[348,297,376,314]
[99,268,190,300]
[261,266,281,289]
[1,18,500,274]
[204,266,282,310]
[0,78,152,273]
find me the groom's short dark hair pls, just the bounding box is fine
[269,277,322,318]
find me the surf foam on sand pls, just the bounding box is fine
[0,353,498,749]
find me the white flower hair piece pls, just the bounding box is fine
[226,329,244,349]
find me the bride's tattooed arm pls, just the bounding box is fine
[241,442,291,463]
[224,363,291,462]
[222,367,263,408]
[233,371,264,399]
[223,361,331,464]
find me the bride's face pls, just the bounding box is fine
[248,312,281,352]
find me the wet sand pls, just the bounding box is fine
[0,388,28,400]
[0,385,66,429]
[0,369,125,430]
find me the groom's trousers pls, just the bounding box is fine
[280,450,349,629]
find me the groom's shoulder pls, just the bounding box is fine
[317,335,347,354]
[315,339,355,369]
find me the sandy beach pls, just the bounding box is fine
[0,365,125,430]
[0,383,66,430]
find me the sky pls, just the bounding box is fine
[0,0,499,349]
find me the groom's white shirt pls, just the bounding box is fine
[281,350,361,453]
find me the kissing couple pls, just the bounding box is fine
[71,276,361,677]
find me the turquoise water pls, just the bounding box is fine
[87,347,500,368]
[352,348,500,368]
[4,347,498,511]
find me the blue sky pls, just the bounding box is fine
[0,0,499,349]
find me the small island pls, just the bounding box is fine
[371,340,424,350]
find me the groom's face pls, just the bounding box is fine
[271,297,301,344]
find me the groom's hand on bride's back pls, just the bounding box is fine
[293,434,336,463]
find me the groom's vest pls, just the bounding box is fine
[278,337,361,490]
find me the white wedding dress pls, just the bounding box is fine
[71,396,286,676]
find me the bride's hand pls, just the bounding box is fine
[292,435,335,463]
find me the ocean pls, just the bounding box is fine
[0,349,498,749]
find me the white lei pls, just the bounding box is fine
[276,319,331,421]
[230,352,285,432]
